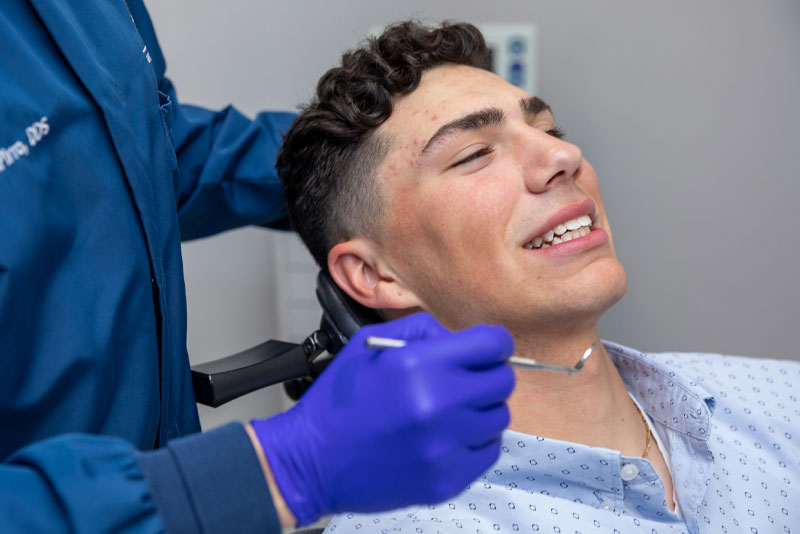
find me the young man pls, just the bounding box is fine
[278,21,798,534]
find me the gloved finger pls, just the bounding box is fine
[458,363,516,408]
[352,311,449,346]
[465,433,504,474]
[442,403,510,448]
[427,436,503,503]
[422,324,514,369]
[326,313,449,393]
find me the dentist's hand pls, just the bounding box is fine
[250,312,515,526]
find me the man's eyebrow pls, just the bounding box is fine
[419,107,505,157]
[520,96,552,118]
[418,98,553,158]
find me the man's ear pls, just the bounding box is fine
[328,239,423,311]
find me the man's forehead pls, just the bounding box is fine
[377,64,549,165]
[386,65,516,128]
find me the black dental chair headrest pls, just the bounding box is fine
[283,271,382,401]
[315,270,382,354]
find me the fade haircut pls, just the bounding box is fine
[277,21,491,268]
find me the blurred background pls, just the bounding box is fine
[145,0,800,430]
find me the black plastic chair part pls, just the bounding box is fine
[282,271,382,400]
[191,340,309,408]
[192,270,381,406]
[314,270,381,352]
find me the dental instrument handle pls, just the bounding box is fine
[365,336,408,349]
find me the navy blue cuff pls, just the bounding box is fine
[136,423,280,534]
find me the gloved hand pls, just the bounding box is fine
[251,312,515,525]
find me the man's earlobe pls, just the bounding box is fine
[328,240,422,310]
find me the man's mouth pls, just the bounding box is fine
[523,215,593,250]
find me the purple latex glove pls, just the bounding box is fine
[251,312,515,525]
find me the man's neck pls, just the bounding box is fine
[507,330,645,457]
[507,328,676,510]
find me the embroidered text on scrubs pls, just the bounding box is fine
[0,116,50,173]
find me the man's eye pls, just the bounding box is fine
[547,126,566,139]
[451,145,495,168]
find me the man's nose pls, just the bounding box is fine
[522,132,583,193]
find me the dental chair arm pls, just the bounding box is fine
[192,338,320,407]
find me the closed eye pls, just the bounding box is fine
[449,126,562,169]
[451,145,495,168]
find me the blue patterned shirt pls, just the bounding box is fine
[325,341,799,534]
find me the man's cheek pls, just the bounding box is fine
[387,192,426,240]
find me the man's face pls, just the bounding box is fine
[369,64,627,333]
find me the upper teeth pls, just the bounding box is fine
[523,215,592,249]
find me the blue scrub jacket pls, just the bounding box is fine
[1,1,294,531]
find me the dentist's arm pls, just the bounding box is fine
[0,314,512,533]
[127,0,295,239]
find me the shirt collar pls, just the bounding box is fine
[604,340,716,441]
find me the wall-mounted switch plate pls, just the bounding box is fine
[479,24,538,95]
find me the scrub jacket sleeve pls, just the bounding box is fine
[127,0,295,240]
[0,423,280,533]
[165,81,296,240]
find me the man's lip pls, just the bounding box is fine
[521,198,598,247]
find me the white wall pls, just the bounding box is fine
[146,0,800,428]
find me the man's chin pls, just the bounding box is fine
[502,266,628,335]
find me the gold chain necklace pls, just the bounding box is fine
[632,399,652,458]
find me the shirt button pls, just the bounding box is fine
[620,463,640,481]
[600,500,614,511]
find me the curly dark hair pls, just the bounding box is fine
[277,21,491,268]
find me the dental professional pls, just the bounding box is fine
[0,1,516,532]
